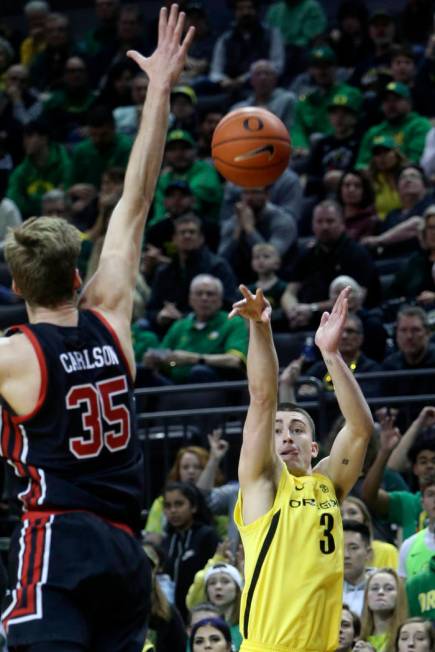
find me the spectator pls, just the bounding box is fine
[209,0,284,98]
[386,406,435,477]
[281,200,381,329]
[394,618,435,650]
[40,188,70,219]
[362,425,435,541]
[43,56,97,142]
[146,180,196,256]
[342,521,374,616]
[0,193,21,250]
[190,617,232,652]
[6,118,72,219]
[219,185,297,284]
[231,59,296,132]
[152,129,222,225]
[98,59,136,109]
[398,474,435,580]
[291,46,362,154]
[162,482,220,622]
[341,497,398,570]
[351,9,396,90]
[1,63,43,126]
[336,169,377,240]
[356,82,431,170]
[169,85,198,135]
[70,104,132,188]
[420,125,435,182]
[331,1,371,70]
[248,243,288,331]
[364,135,405,221]
[180,2,215,84]
[80,0,119,59]
[406,563,435,621]
[360,569,408,652]
[388,45,433,118]
[113,72,148,136]
[29,13,74,91]
[337,604,361,652]
[145,274,247,384]
[196,107,224,162]
[20,1,49,68]
[147,216,237,332]
[304,90,363,199]
[381,306,435,405]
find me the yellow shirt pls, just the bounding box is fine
[371,539,398,570]
[373,174,401,220]
[234,466,343,652]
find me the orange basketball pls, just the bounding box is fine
[211,107,291,187]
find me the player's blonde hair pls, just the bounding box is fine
[4,217,82,308]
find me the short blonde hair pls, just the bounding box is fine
[252,243,280,258]
[4,217,82,308]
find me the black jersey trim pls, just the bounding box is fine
[88,309,134,384]
[243,509,281,639]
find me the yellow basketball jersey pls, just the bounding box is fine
[234,465,343,652]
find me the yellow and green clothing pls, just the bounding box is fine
[388,490,427,540]
[160,311,247,383]
[265,0,326,47]
[292,83,362,150]
[20,36,46,67]
[356,112,431,169]
[406,556,435,619]
[368,632,389,652]
[145,494,229,540]
[70,134,133,188]
[372,174,402,221]
[131,325,159,364]
[235,465,343,652]
[371,539,398,570]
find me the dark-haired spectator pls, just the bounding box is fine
[386,44,434,117]
[20,1,49,68]
[29,13,75,91]
[342,521,374,616]
[152,129,222,226]
[146,274,247,385]
[6,119,72,219]
[113,72,148,137]
[146,180,196,257]
[70,105,132,188]
[190,617,232,652]
[337,604,361,652]
[304,89,363,199]
[169,85,198,135]
[219,185,297,284]
[330,1,371,70]
[337,169,378,241]
[356,82,431,170]
[1,64,43,126]
[265,0,326,82]
[282,200,381,328]
[80,0,120,59]
[147,215,237,332]
[231,59,296,132]
[180,2,215,84]
[98,60,136,109]
[362,421,435,540]
[386,205,435,303]
[350,9,396,89]
[43,56,97,143]
[209,0,284,99]
[291,46,362,155]
[196,108,224,162]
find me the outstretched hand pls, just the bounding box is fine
[127,5,195,87]
[314,286,349,354]
[228,285,271,323]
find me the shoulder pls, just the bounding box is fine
[382,351,403,369]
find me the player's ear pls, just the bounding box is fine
[73,268,82,291]
[11,279,22,297]
[311,441,319,459]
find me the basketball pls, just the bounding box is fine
[211,107,291,187]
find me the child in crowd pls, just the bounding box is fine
[162,482,220,622]
[248,243,288,330]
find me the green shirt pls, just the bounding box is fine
[356,112,432,169]
[265,0,326,47]
[160,310,248,383]
[406,556,435,619]
[291,83,362,150]
[152,160,223,225]
[44,88,97,115]
[70,133,133,188]
[6,142,72,219]
[131,324,160,364]
[388,491,426,540]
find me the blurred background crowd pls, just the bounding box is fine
[1,0,435,650]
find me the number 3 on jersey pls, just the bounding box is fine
[66,375,131,459]
[319,513,335,554]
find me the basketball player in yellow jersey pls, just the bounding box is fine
[228,285,374,652]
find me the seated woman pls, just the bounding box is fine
[337,169,379,241]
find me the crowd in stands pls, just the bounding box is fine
[1,0,435,650]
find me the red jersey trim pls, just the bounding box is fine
[88,309,134,384]
[9,325,48,424]
[23,508,134,538]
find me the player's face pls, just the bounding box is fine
[178,452,203,484]
[398,622,432,652]
[206,572,238,608]
[192,625,231,652]
[367,572,398,613]
[163,489,196,530]
[341,499,364,523]
[413,450,435,485]
[343,531,371,583]
[422,484,435,519]
[274,411,318,475]
[337,609,355,651]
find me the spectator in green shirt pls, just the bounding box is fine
[70,104,132,188]
[6,119,72,219]
[356,82,431,170]
[406,562,435,620]
[151,129,222,226]
[144,274,247,384]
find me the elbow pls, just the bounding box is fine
[248,384,277,405]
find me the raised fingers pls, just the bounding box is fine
[158,6,168,44]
